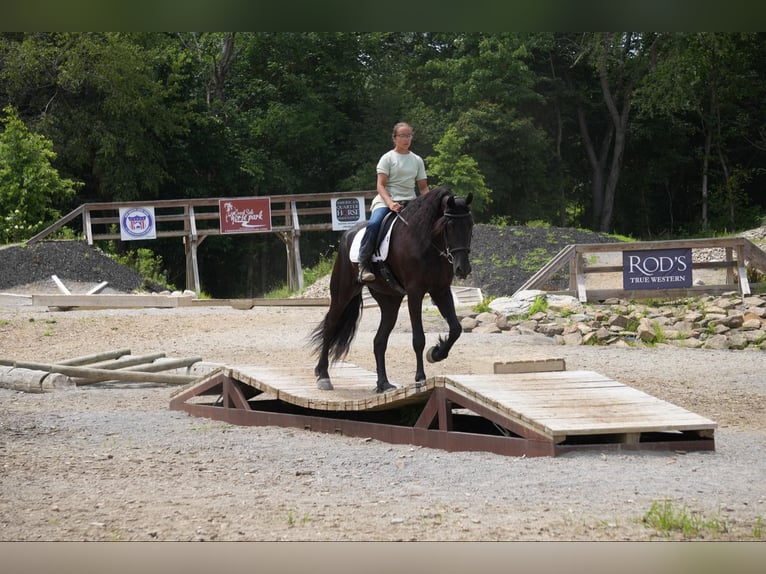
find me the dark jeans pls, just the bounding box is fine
[359,206,391,259]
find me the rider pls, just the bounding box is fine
[358,122,429,282]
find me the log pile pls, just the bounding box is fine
[0,349,221,393]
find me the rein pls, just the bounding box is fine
[432,209,472,264]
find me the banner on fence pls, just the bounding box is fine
[219,197,272,234]
[331,196,365,231]
[119,207,156,241]
[623,248,693,290]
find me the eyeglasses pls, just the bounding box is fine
[395,133,413,139]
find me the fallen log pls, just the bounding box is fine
[56,348,132,366]
[0,366,75,393]
[74,357,204,386]
[11,360,197,385]
[84,353,167,371]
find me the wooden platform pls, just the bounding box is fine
[169,362,716,458]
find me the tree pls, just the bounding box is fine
[0,105,80,243]
[634,32,764,232]
[569,33,660,232]
[426,126,492,215]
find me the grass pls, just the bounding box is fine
[472,296,496,313]
[287,509,310,528]
[642,500,728,539]
[264,255,334,299]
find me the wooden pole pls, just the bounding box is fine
[12,360,197,385]
[75,357,205,386]
[56,348,132,366]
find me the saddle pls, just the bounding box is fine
[349,209,406,294]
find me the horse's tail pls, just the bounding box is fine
[309,290,363,362]
[309,228,364,362]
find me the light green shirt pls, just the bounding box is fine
[371,149,427,211]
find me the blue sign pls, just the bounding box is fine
[623,248,692,290]
[119,207,156,240]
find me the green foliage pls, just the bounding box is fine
[113,248,174,291]
[1,32,765,295]
[527,294,548,316]
[264,256,335,299]
[0,105,80,243]
[642,500,728,539]
[426,127,492,215]
[521,247,554,272]
[302,256,334,287]
[472,296,496,313]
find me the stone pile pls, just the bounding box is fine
[459,289,766,350]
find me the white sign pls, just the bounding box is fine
[331,197,365,231]
[119,207,157,240]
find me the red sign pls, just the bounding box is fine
[219,197,272,234]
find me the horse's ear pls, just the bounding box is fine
[466,193,473,206]
[445,194,456,211]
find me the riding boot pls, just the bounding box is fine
[358,235,376,282]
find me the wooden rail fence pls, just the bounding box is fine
[515,237,766,302]
[26,191,378,295]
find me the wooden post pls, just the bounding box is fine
[290,201,304,292]
[184,205,201,295]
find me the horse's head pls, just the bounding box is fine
[442,192,474,279]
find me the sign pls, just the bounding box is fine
[119,207,156,240]
[623,248,692,290]
[219,197,272,234]
[331,196,365,231]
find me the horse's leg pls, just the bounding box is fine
[369,291,403,393]
[314,298,340,390]
[425,288,463,363]
[406,292,428,383]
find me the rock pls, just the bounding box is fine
[457,286,766,351]
[702,334,730,350]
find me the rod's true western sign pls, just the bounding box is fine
[623,248,692,290]
[219,197,272,234]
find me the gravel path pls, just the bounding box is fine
[2,228,766,542]
[1,303,765,541]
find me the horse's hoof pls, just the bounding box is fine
[426,346,439,363]
[317,378,334,391]
[376,382,397,394]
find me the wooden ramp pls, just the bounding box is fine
[169,362,716,458]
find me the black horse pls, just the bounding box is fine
[310,186,474,393]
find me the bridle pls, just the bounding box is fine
[433,208,472,264]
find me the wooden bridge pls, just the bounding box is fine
[169,359,716,458]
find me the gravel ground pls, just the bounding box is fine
[1,303,765,542]
[1,230,766,542]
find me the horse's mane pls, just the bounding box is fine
[399,186,453,240]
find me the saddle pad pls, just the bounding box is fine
[349,218,398,263]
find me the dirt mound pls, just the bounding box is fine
[459,223,616,297]
[0,241,147,293]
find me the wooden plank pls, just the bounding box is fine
[32,294,194,309]
[442,371,715,440]
[51,275,71,295]
[178,363,715,445]
[493,357,566,374]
